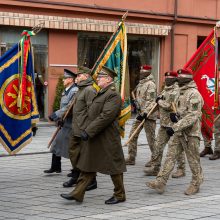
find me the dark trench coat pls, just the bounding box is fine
[76,84,127,175]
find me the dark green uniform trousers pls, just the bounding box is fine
[70,172,125,202]
[69,136,81,168]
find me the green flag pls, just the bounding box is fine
[92,18,131,137]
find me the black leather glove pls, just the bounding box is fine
[48,112,58,121]
[32,127,38,137]
[156,95,164,103]
[57,120,64,127]
[81,130,89,141]
[133,100,141,112]
[136,113,147,121]
[170,113,180,123]
[166,127,174,136]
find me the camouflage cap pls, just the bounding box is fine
[77,66,91,75]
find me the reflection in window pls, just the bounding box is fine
[78,32,160,92]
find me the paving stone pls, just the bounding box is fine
[0,119,220,219]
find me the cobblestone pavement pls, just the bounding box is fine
[0,120,220,220]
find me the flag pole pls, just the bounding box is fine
[123,103,157,147]
[32,22,45,34]
[214,23,220,121]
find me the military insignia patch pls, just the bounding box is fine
[190,99,199,110]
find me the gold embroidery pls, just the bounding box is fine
[0,124,31,147]
[0,52,21,73]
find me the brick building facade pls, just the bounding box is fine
[0,0,220,119]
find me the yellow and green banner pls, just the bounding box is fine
[92,16,131,137]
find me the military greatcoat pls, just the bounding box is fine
[50,84,78,158]
[76,83,127,175]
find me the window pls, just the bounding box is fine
[78,32,160,92]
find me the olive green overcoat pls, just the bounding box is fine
[76,83,127,175]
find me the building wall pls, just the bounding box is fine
[1,0,220,116]
[48,29,77,115]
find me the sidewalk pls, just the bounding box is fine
[0,119,220,220]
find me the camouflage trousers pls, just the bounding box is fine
[150,126,185,170]
[156,134,203,186]
[128,119,156,159]
[203,119,220,152]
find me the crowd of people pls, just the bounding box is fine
[43,64,219,204]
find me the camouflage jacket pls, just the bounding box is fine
[172,81,204,138]
[158,82,179,127]
[135,74,157,120]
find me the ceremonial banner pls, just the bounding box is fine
[183,29,217,139]
[0,31,39,154]
[92,16,131,137]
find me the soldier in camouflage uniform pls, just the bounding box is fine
[144,71,185,178]
[146,68,204,195]
[125,65,157,166]
[200,116,220,160]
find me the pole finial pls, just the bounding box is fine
[122,11,128,22]
[32,22,45,34]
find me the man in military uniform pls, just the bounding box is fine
[62,66,98,190]
[125,65,157,167]
[61,66,126,204]
[147,68,204,195]
[144,71,185,178]
[200,117,220,160]
[44,69,78,174]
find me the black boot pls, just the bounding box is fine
[63,168,80,187]
[209,151,220,160]
[44,154,61,173]
[86,177,97,191]
[200,147,213,157]
[67,169,74,177]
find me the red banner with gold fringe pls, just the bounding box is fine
[183,29,217,140]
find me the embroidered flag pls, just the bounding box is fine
[183,29,217,140]
[92,15,131,137]
[0,30,39,154]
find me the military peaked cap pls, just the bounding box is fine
[99,66,117,78]
[77,66,91,75]
[64,69,77,78]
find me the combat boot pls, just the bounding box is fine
[145,160,152,167]
[171,169,185,178]
[184,185,199,195]
[146,180,165,194]
[125,156,135,165]
[44,154,61,174]
[144,166,159,176]
[200,147,213,157]
[209,151,220,160]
